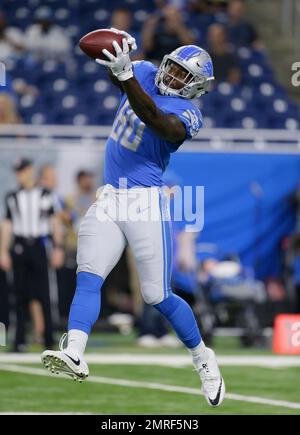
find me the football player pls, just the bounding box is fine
[42,30,225,407]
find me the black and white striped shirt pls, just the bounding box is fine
[5,187,57,238]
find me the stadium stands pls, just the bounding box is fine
[1,0,299,129]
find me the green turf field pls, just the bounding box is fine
[0,334,300,415]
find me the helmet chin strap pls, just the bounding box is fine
[158,77,213,99]
[159,81,185,98]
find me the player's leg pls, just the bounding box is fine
[42,197,126,380]
[125,187,225,406]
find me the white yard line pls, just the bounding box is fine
[0,363,300,411]
[1,353,300,368]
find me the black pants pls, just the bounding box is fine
[57,265,76,319]
[12,237,53,348]
[0,269,9,329]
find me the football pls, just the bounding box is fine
[79,29,126,60]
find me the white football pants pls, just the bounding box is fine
[77,184,172,305]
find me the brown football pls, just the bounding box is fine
[79,29,126,60]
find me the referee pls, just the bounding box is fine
[0,159,64,351]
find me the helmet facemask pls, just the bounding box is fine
[155,53,214,99]
[161,59,194,91]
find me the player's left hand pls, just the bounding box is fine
[95,38,134,82]
[109,27,137,51]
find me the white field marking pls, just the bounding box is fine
[0,363,300,411]
[1,353,300,368]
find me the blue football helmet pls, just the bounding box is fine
[155,45,214,99]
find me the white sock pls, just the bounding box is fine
[66,329,88,358]
[189,340,209,365]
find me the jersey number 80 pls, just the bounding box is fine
[110,100,145,152]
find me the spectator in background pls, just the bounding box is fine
[226,0,260,49]
[0,70,22,124]
[160,0,189,8]
[39,164,58,191]
[198,250,266,346]
[111,8,134,35]
[0,69,39,104]
[25,7,71,62]
[293,252,300,313]
[188,0,208,14]
[207,23,241,84]
[206,0,228,14]
[189,0,227,17]
[39,164,64,212]
[0,93,21,124]
[142,4,195,63]
[110,8,143,59]
[64,170,95,233]
[287,185,300,312]
[0,11,25,62]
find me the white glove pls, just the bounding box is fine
[109,27,137,51]
[96,38,133,81]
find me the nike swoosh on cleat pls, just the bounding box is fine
[208,378,223,406]
[65,354,81,367]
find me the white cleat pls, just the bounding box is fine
[194,348,225,407]
[41,334,89,382]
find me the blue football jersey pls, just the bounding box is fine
[104,61,203,188]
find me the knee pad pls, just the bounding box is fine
[141,283,165,306]
[154,292,180,315]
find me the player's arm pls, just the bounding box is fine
[96,39,186,143]
[121,77,186,143]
